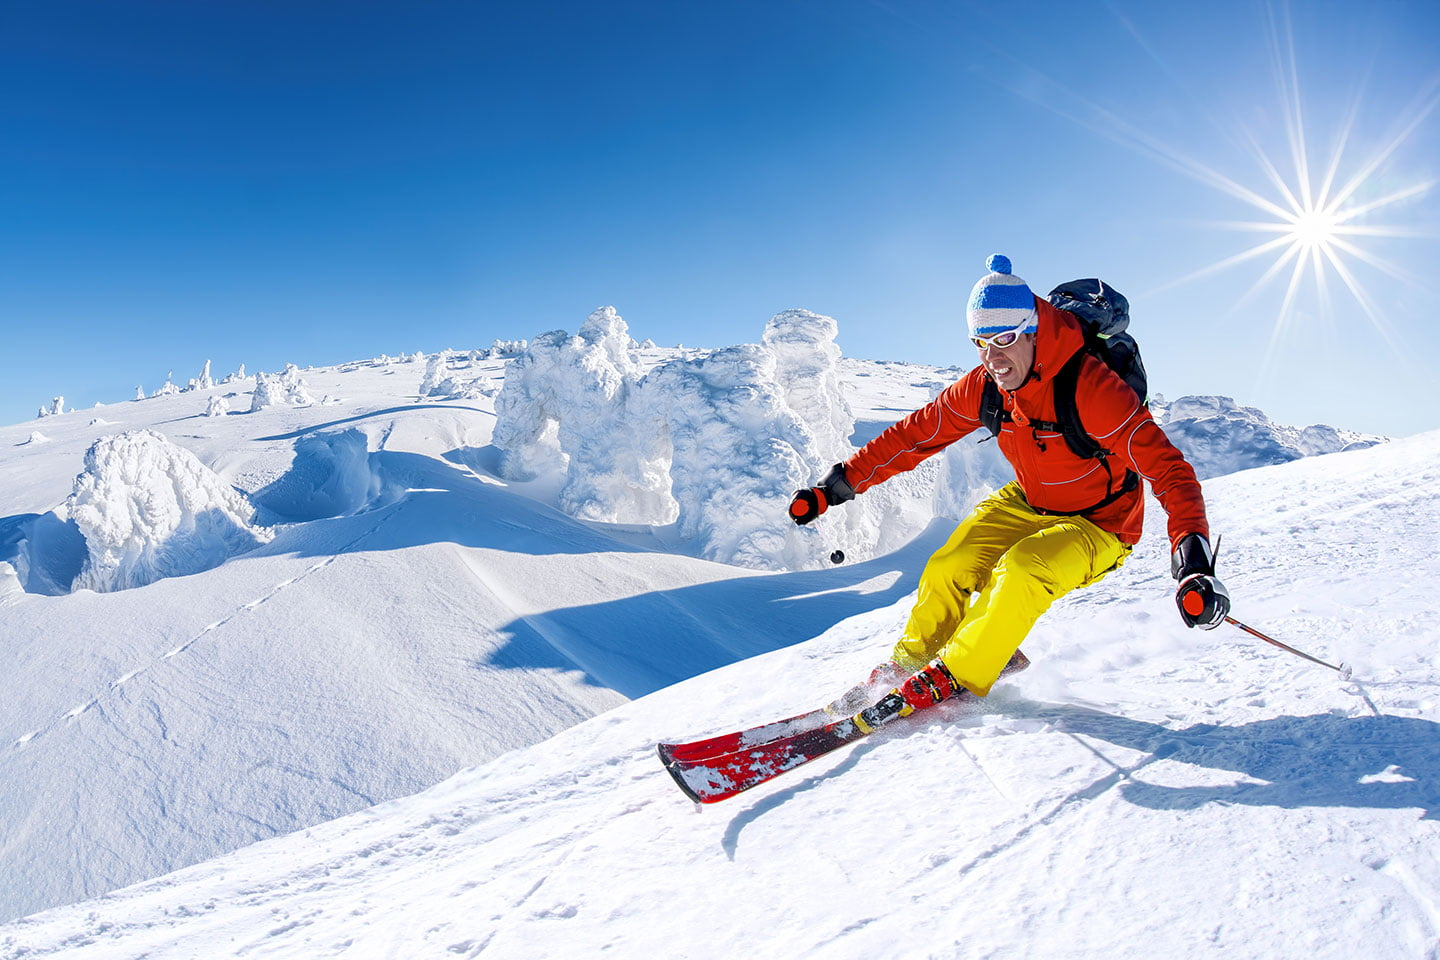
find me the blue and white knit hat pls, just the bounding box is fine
[966,254,1038,338]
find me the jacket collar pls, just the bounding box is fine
[987,297,1084,402]
[1025,297,1084,387]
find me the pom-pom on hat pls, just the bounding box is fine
[966,254,1037,339]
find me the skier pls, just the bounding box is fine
[788,255,1230,722]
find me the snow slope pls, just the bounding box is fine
[0,326,1426,956]
[0,347,951,923]
[3,425,1438,959]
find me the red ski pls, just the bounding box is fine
[657,696,860,765]
[658,649,1028,766]
[661,704,888,803]
[659,651,1030,803]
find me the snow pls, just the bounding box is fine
[493,307,670,525]
[250,365,315,411]
[66,430,275,593]
[1153,394,1386,480]
[0,318,1434,960]
[490,308,985,570]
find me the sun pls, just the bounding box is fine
[1129,7,1437,370]
[1287,207,1342,250]
[994,1,1436,374]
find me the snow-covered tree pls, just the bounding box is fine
[763,310,853,464]
[67,430,273,592]
[250,364,315,411]
[494,308,671,523]
[630,344,815,568]
[491,306,877,568]
[419,351,452,396]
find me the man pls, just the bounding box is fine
[788,255,1229,724]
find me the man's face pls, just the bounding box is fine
[975,332,1036,392]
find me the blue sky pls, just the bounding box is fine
[3,0,1437,435]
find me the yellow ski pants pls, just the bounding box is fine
[891,482,1132,697]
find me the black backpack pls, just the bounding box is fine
[977,278,1148,515]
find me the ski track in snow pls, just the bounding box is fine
[946,731,1160,885]
[9,500,410,752]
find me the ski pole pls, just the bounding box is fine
[805,518,846,565]
[1223,615,1350,678]
[818,524,845,565]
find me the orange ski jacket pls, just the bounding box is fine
[844,298,1209,550]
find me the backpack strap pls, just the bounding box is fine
[1050,351,1104,460]
[978,377,1007,438]
[979,351,1141,517]
[1049,350,1140,515]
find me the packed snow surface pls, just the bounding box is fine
[0,314,1433,960]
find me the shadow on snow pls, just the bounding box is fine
[245,441,940,698]
[1036,702,1440,820]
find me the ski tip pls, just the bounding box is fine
[660,756,709,805]
[656,742,677,766]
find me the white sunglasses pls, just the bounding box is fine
[970,328,1024,350]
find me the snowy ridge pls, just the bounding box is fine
[1153,394,1386,480]
[3,427,1438,959]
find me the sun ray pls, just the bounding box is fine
[1204,220,1301,233]
[1141,234,1295,297]
[1323,81,1440,215]
[1314,87,1366,212]
[990,58,1299,224]
[1332,181,1436,224]
[1318,244,1409,357]
[1334,223,1439,239]
[1328,235,1427,287]
[1265,1,1315,215]
[1229,239,1306,317]
[1275,243,1312,325]
[1258,243,1313,380]
[1310,245,1334,345]
[1239,126,1307,218]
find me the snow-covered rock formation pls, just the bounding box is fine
[67,430,273,592]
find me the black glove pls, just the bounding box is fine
[1171,533,1230,629]
[1177,574,1230,629]
[788,463,855,526]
